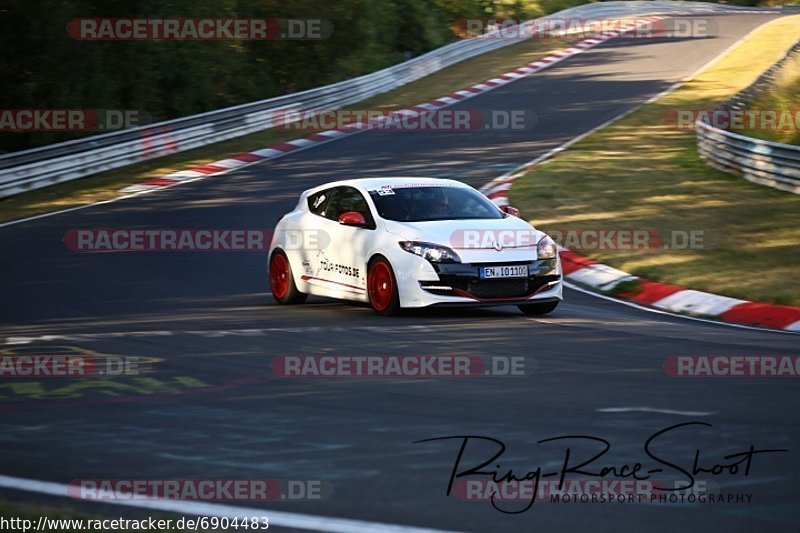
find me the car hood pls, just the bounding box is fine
[383,217,546,250]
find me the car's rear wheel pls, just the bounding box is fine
[517,301,559,315]
[368,257,400,316]
[269,250,307,304]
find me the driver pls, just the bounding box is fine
[430,187,449,213]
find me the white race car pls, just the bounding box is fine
[269,177,562,315]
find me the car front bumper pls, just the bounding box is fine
[395,254,563,308]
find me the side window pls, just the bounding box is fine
[324,187,375,228]
[307,189,331,217]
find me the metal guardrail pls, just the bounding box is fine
[0,1,781,198]
[696,40,800,194]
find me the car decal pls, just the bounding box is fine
[300,275,365,292]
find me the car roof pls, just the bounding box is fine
[304,177,468,196]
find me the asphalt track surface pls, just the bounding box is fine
[1,14,798,533]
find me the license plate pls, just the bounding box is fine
[480,265,528,279]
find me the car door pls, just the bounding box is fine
[312,186,374,294]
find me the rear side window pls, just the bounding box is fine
[307,190,331,216]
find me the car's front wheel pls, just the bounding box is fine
[517,301,559,315]
[269,250,307,305]
[368,256,400,316]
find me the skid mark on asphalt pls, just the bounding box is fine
[0,319,729,346]
[597,407,715,416]
[0,319,542,347]
[2,325,445,345]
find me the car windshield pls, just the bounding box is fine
[368,185,504,222]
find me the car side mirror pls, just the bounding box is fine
[338,211,367,227]
[500,205,520,218]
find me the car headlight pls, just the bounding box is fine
[399,241,461,263]
[537,235,557,259]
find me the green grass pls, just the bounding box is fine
[510,15,800,306]
[0,35,573,223]
[738,53,800,145]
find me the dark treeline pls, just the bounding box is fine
[0,0,548,152]
[0,0,779,152]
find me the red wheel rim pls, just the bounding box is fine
[368,261,393,311]
[270,253,290,299]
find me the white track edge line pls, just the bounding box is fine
[0,475,458,533]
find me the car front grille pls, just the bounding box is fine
[422,274,560,300]
[467,279,530,298]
